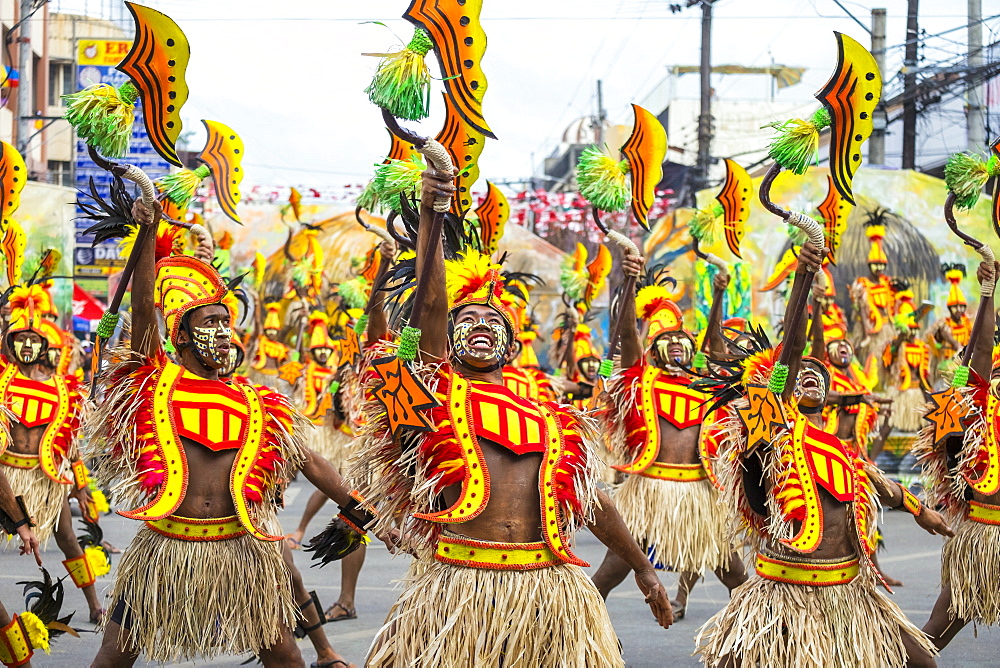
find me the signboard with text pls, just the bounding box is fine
[73,39,172,294]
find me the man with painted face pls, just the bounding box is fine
[850,218,898,367]
[927,264,972,387]
[249,302,291,389]
[351,166,671,667]
[697,241,950,668]
[592,262,746,620]
[0,286,103,623]
[87,199,365,668]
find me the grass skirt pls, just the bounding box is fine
[612,473,730,573]
[695,565,936,667]
[366,556,623,667]
[305,422,354,471]
[941,516,1000,625]
[1,465,67,545]
[885,386,927,433]
[105,525,298,663]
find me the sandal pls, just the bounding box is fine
[294,592,327,639]
[324,602,357,622]
[285,534,303,550]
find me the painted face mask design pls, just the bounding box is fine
[313,348,333,366]
[191,324,232,367]
[452,318,509,367]
[794,366,827,402]
[654,334,693,368]
[579,357,600,380]
[12,335,43,364]
[222,346,240,377]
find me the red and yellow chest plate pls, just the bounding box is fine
[861,276,893,310]
[469,382,547,455]
[6,375,60,428]
[502,366,542,402]
[303,362,335,420]
[802,425,856,503]
[170,375,251,451]
[948,315,972,347]
[828,364,872,395]
[252,337,289,369]
[822,304,848,341]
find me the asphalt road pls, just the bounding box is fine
[3,479,996,667]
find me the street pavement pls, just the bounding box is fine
[3,478,996,667]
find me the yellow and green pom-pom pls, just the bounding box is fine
[944,152,1000,211]
[688,204,724,244]
[365,28,434,121]
[764,107,831,175]
[338,277,369,310]
[156,164,211,209]
[373,155,426,213]
[951,364,970,388]
[768,362,789,394]
[84,545,111,578]
[397,325,421,362]
[356,179,381,213]
[63,81,139,158]
[576,146,630,212]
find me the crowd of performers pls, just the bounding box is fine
[0,3,999,668]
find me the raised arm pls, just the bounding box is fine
[412,169,455,363]
[781,243,824,401]
[365,239,396,344]
[130,199,163,358]
[618,253,644,368]
[809,286,827,363]
[705,271,730,357]
[969,260,998,379]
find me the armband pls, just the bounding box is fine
[897,486,922,517]
[0,497,33,536]
[72,460,89,490]
[304,491,377,566]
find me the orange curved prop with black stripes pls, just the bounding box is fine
[620,104,667,229]
[815,32,881,205]
[474,182,508,254]
[387,130,417,163]
[117,2,190,167]
[198,120,244,224]
[1,220,25,287]
[0,142,26,226]
[991,137,1000,240]
[716,158,751,258]
[584,244,612,309]
[358,247,380,284]
[816,174,852,265]
[405,0,494,139]
[435,93,485,216]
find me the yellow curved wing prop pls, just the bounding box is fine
[716,159,751,258]
[117,2,190,167]
[583,244,612,309]
[198,120,245,224]
[0,141,26,226]
[1,220,25,287]
[435,93,485,216]
[474,182,509,255]
[405,0,494,139]
[620,104,667,229]
[387,130,417,163]
[816,174,853,265]
[761,247,798,291]
[815,32,881,205]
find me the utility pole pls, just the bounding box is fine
[16,0,34,158]
[869,8,887,166]
[694,0,714,196]
[594,79,606,147]
[902,0,919,170]
[967,0,985,152]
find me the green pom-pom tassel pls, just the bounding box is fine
[397,325,421,362]
[155,164,211,209]
[96,311,120,339]
[693,351,707,370]
[353,314,369,336]
[944,152,1000,211]
[372,155,426,213]
[365,28,433,121]
[768,362,789,394]
[764,107,831,175]
[63,81,139,158]
[338,277,370,310]
[356,180,382,213]
[576,146,630,212]
[951,365,970,388]
[688,204,725,244]
[598,358,614,379]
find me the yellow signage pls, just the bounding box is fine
[77,40,132,66]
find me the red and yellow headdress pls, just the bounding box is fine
[307,311,336,350]
[154,256,229,346]
[865,221,888,264]
[263,302,282,331]
[7,285,53,336]
[445,250,517,330]
[572,324,601,361]
[635,284,690,344]
[943,266,966,307]
[516,329,540,367]
[893,289,920,330]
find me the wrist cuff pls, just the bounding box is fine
[899,487,922,517]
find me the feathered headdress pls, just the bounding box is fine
[864,212,888,265]
[263,302,282,332]
[7,285,53,336]
[307,311,336,351]
[941,262,967,307]
[445,250,516,330]
[635,285,688,344]
[692,324,782,413]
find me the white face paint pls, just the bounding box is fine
[653,333,693,370]
[191,324,233,368]
[452,318,509,368]
[11,332,43,364]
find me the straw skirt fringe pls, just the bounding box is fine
[1,465,67,545]
[941,517,1000,625]
[695,571,937,668]
[886,386,926,433]
[106,526,298,663]
[306,423,354,471]
[612,473,730,573]
[366,559,623,668]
